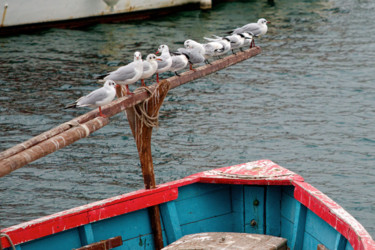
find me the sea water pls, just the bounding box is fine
[0,0,374,238]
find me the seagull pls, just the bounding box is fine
[204,36,231,57]
[64,80,120,118]
[226,34,245,53]
[155,44,172,83]
[231,18,270,47]
[96,51,143,95]
[177,47,205,70]
[169,52,189,76]
[183,39,223,64]
[140,54,161,87]
[240,32,254,49]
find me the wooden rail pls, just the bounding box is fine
[0,46,261,178]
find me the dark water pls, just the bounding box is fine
[1,0,374,239]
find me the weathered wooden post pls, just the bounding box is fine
[118,80,170,250]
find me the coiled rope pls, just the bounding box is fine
[132,86,160,128]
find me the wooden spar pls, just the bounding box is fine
[0,46,261,178]
[0,90,149,162]
[122,81,171,250]
[0,117,109,177]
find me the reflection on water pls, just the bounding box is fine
[1,0,375,238]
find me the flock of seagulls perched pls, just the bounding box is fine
[65,18,270,117]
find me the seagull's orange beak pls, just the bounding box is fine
[156,58,162,61]
[267,21,271,24]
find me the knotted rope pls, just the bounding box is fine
[133,87,160,128]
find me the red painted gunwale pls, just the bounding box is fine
[1,159,374,250]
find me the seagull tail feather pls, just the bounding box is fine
[64,103,77,109]
[94,73,109,80]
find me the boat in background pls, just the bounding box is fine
[1,159,374,250]
[0,0,212,35]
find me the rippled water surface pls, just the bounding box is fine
[1,0,374,239]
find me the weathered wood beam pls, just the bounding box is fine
[0,117,109,177]
[74,236,123,250]
[0,47,261,177]
[123,80,170,249]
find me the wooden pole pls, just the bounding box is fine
[121,81,170,250]
[0,117,110,177]
[0,47,261,177]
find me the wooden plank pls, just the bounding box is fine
[280,187,296,224]
[74,236,122,250]
[159,201,182,244]
[0,47,261,178]
[290,201,307,249]
[244,186,265,234]
[230,185,245,232]
[317,244,329,250]
[180,214,234,236]
[175,186,232,225]
[162,232,287,250]
[304,210,338,249]
[335,233,347,250]
[265,186,281,236]
[78,224,95,246]
[280,187,296,245]
[176,183,228,201]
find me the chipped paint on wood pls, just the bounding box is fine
[1,160,374,249]
[293,180,375,250]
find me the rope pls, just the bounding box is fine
[132,87,160,128]
[0,233,16,250]
[204,170,296,180]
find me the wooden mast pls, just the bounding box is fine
[117,80,170,249]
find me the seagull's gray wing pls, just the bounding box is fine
[234,23,261,36]
[178,48,204,64]
[171,56,186,70]
[143,61,151,72]
[177,48,188,54]
[77,88,108,107]
[157,59,170,69]
[104,62,137,81]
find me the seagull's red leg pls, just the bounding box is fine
[98,106,107,118]
[189,63,196,72]
[251,39,255,48]
[141,79,146,87]
[156,73,159,83]
[125,85,133,95]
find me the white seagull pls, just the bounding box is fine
[140,54,161,87]
[177,47,205,70]
[204,36,231,57]
[65,80,120,118]
[231,18,270,47]
[169,53,189,76]
[96,51,143,95]
[155,44,172,83]
[240,32,254,49]
[226,34,245,53]
[183,39,223,64]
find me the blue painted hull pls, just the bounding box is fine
[2,161,374,249]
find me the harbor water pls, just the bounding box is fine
[1,0,374,239]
